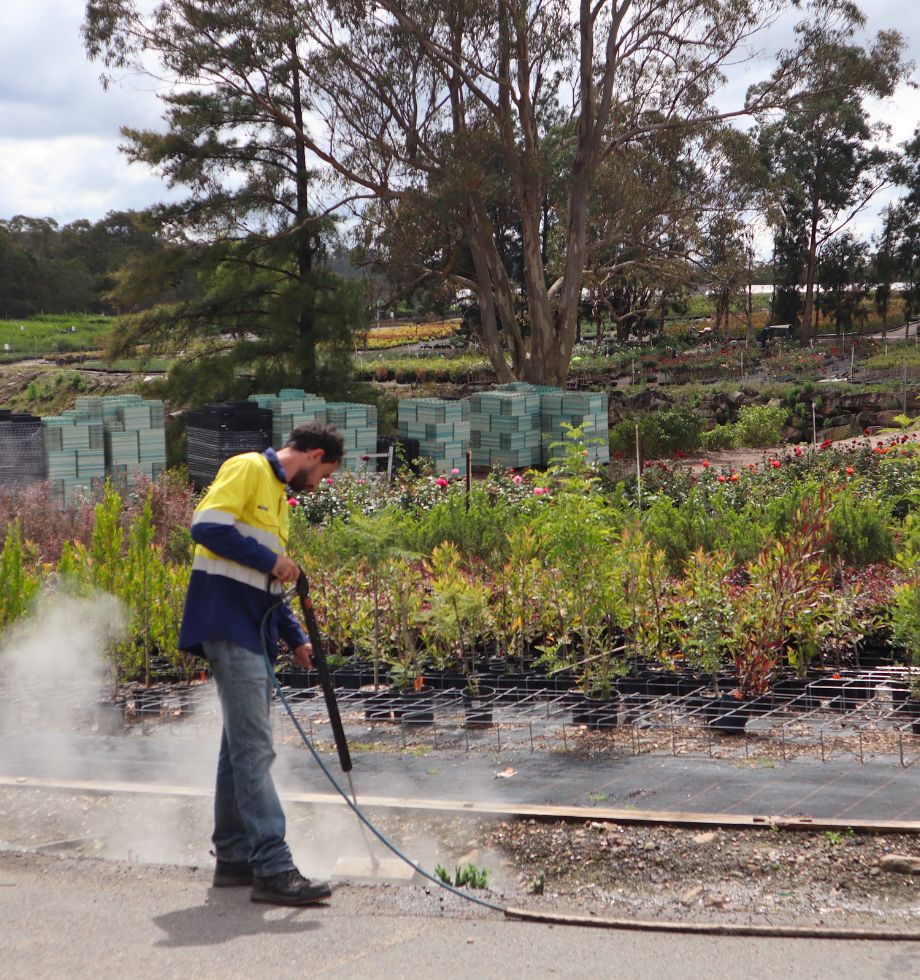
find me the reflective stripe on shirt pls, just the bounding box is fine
[191,553,282,593]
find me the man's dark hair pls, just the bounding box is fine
[285,421,345,462]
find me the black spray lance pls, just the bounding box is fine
[294,571,352,776]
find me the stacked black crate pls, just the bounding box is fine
[185,402,273,490]
[0,410,45,486]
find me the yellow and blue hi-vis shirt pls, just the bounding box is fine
[178,448,308,661]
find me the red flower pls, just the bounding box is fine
[730,473,739,482]
[436,477,448,487]
[845,466,855,476]
[717,475,726,483]
[794,446,803,456]
[820,439,832,450]
[770,459,781,469]
[614,450,622,459]
[702,459,710,469]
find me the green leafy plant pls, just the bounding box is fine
[492,526,544,671]
[733,404,789,448]
[669,548,735,692]
[0,520,41,629]
[733,496,834,694]
[434,863,489,889]
[421,541,491,690]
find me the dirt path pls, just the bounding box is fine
[674,425,920,476]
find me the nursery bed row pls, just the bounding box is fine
[5,669,920,768]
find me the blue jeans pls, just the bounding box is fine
[203,639,294,877]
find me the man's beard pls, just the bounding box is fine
[287,467,312,492]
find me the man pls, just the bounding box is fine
[179,421,344,906]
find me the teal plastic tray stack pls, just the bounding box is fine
[325,402,378,472]
[248,388,327,445]
[398,398,470,472]
[41,411,105,508]
[469,387,543,469]
[90,395,167,485]
[42,395,167,507]
[539,389,609,464]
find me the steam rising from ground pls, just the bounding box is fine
[0,596,497,887]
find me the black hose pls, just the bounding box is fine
[258,589,505,913]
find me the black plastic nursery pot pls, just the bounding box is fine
[771,677,821,711]
[570,695,620,729]
[462,691,495,729]
[278,666,318,688]
[363,689,399,721]
[132,685,165,716]
[330,665,370,690]
[705,694,750,735]
[393,689,435,725]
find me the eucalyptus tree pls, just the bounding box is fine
[85,0,876,384]
[313,0,846,382]
[757,14,908,344]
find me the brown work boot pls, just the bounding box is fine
[212,859,253,887]
[250,868,332,906]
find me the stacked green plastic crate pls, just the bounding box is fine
[41,408,105,507]
[397,398,469,473]
[325,402,378,473]
[539,389,610,464]
[469,388,543,469]
[248,388,327,446]
[86,394,167,485]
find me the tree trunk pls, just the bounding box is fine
[291,56,316,389]
[800,209,820,346]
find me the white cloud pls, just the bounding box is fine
[0,1,918,229]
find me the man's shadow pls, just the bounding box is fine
[152,888,326,947]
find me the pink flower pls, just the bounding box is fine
[451,468,460,475]
[512,474,523,485]
[533,487,547,496]
[794,446,803,456]
[436,477,449,487]
[287,497,298,507]
[324,477,335,485]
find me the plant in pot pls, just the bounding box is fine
[421,541,492,702]
[617,528,673,694]
[322,512,417,690]
[530,445,622,700]
[668,547,734,696]
[730,496,833,725]
[888,516,920,723]
[492,526,544,675]
[380,556,425,694]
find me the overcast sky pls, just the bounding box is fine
[1,1,918,245]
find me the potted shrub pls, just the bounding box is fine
[668,547,734,696]
[421,542,493,724]
[888,519,920,728]
[727,497,834,730]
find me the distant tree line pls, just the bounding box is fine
[0,212,162,319]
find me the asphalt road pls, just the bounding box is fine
[2,850,918,980]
